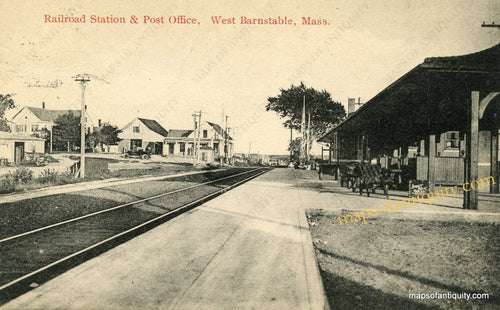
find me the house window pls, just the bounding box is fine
[203,130,208,138]
[31,125,39,132]
[16,125,27,132]
[446,131,459,148]
[133,126,140,133]
[179,142,185,153]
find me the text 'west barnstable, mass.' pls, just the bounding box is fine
[210,16,330,26]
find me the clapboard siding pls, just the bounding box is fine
[417,156,464,185]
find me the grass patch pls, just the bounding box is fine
[307,210,500,310]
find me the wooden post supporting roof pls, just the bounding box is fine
[357,135,363,162]
[328,143,332,164]
[491,130,499,194]
[365,135,370,162]
[464,91,480,210]
[334,133,340,180]
[428,134,436,193]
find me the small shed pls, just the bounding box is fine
[0,131,45,164]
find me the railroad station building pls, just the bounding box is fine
[318,44,500,209]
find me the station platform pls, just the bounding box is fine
[1,168,328,310]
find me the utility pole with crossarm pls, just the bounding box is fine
[74,74,90,179]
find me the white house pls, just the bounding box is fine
[9,103,85,153]
[164,121,233,162]
[0,131,45,164]
[117,118,169,154]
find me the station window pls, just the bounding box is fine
[203,130,208,138]
[446,131,459,148]
[133,126,140,133]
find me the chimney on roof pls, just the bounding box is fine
[358,97,361,104]
[42,102,45,109]
[347,98,356,116]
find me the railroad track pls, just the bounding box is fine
[0,167,268,304]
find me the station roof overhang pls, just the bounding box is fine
[318,43,500,155]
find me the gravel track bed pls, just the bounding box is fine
[0,168,266,290]
[0,168,254,238]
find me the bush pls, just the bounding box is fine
[10,167,33,184]
[0,174,16,194]
[55,170,78,185]
[39,169,58,184]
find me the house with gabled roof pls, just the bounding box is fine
[117,117,169,155]
[9,103,86,153]
[163,120,233,162]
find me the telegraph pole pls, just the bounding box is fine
[197,111,202,164]
[192,113,197,164]
[307,112,311,162]
[192,111,202,165]
[301,94,306,165]
[227,127,232,165]
[75,74,90,178]
[224,115,229,163]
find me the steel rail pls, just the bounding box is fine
[0,168,262,244]
[0,168,268,292]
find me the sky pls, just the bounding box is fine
[1,0,498,155]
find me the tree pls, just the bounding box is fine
[88,123,121,152]
[266,82,346,138]
[52,112,81,152]
[267,82,346,161]
[288,137,302,163]
[0,94,16,132]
